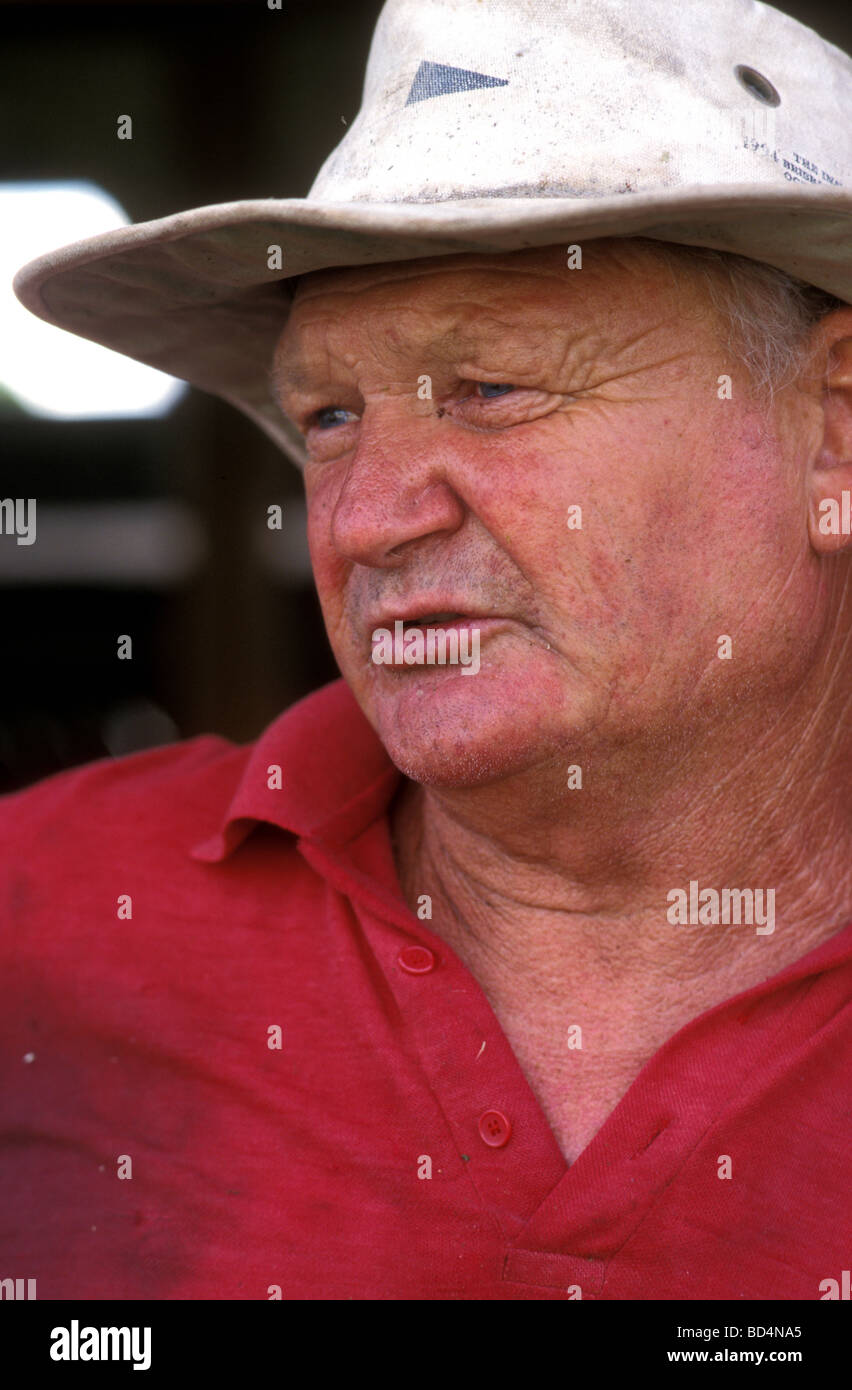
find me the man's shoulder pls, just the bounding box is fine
[0,732,247,852]
[0,678,394,887]
[0,679,369,855]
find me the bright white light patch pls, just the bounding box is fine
[1,182,184,419]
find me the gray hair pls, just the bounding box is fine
[636,237,845,406]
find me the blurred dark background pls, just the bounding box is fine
[0,0,385,791]
[0,0,849,792]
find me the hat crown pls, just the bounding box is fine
[308,0,850,205]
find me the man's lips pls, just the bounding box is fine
[366,601,502,634]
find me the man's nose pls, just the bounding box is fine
[329,407,467,567]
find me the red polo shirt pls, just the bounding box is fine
[1,678,850,1300]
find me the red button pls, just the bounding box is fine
[397,946,436,974]
[478,1110,512,1147]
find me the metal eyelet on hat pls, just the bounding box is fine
[734,64,781,106]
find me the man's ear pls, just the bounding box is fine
[808,309,852,555]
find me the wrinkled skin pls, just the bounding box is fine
[272,241,852,1160]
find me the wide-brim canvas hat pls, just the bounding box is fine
[13,0,852,467]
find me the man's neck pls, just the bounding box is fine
[388,695,852,1031]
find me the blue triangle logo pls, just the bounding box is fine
[405,60,509,105]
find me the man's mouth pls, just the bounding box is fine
[365,599,507,641]
[402,612,465,628]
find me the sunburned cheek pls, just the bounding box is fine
[306,493,348,590]
[636,430,792,587]
[697,469,800,583]
[309,547,346,611]
[467,441,553,524]
[700,410,793,508]
[631,444,825,681]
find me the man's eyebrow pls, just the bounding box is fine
[268,356,317,404]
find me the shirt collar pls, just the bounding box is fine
[190,678,400,863]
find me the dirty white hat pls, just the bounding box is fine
[13,0,852,466]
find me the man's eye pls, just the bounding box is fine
[476,382,515,398]
[314,407,357,430]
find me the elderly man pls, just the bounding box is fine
[3,0,851,1302]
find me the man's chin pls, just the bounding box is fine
[383,735,535,789]
[363,666,568,788]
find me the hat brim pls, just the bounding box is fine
[13,184,852,465]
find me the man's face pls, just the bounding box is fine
[273,241,824,786]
